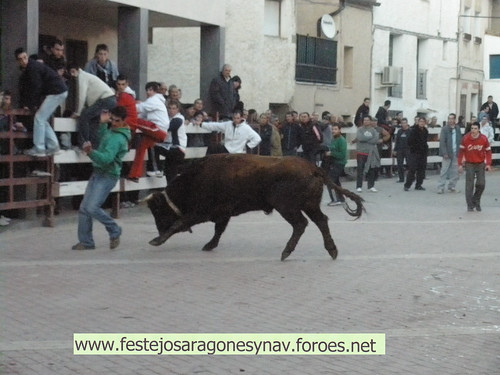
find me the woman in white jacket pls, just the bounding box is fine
[128,82,170,181]
[480,118,494,146]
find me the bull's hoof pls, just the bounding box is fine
[281,251,292,261]
[328,248,338,260]
[149,236,164,246]
[202,236,220,251]
[202,245,214,251]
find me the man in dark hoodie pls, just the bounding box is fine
[404,117,429,191]
[72,106,131,251]
[15,47,68,156]
[354,98,370,127]
[393,117,411,183]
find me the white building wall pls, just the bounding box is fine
[148,28,200,103]
[372,0,461,122]
[148,0,296,112]
[483,33,500,104]
[223,0,296,112]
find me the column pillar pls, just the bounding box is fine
[117,6,149,100]
[1,0,39,104]
[200,26,225,117]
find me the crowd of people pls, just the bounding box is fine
[0,38,496,241]
[351,97,495,212]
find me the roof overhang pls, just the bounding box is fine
[40,0,225,28]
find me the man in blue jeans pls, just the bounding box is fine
[15,48,68,157]
[72,106,131,250]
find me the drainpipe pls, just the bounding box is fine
[456,7,461,116]
[330,0,346,17]
[316,0,345,37]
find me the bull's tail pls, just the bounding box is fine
[319,169,365,219]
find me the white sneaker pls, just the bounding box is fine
[46,148,62,156]
[327,201,343,206]
[147,171,164,178]
[0,217,10,226]
[30,170,52,177]
[356,188,362,192]
[368,187,378,193]
[24,148,46,157]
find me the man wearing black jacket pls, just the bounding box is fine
[404,117,429,191]
[375,100,391,126]
[481,96,499,132]
[208,64,235,120]
[354,98,370,127]
[281,111,301,156]
[393,118,411,183]
[15,48,67,157]
[298,112,323,163]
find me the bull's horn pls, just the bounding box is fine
[138,193,154,204]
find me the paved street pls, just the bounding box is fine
[1,169,499,374]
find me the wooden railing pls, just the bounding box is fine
[340,126,500,168]
[51,118,211,218]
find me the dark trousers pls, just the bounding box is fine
[77,96,117,148]
[356,153,377,189]
[282,149,298,156]
[465,162,486,208]
[327,163,345,202]
[300,149,318,164]
[155,146,185,183]
[405,152,426,189]
[396,149,410,182]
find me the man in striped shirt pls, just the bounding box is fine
[457,122,492,212]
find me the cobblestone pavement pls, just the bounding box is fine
[1,170,499,374]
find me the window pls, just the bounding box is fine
[388,34,395,66]
[442,40,448,61]
[343,46,353,87]
[296,34,337,84]
[474,11,481,38]
[462,6,472,35]
[415,38,427,99]
[416,69,427,99]
[388,68,403,98]
[388,34,402,98]
[490,55,500,79]
[264,0,281,37]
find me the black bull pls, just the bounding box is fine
[145,154,364,261]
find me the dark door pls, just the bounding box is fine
[65,39,88,69]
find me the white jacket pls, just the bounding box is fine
[480,123,494,146]
[136,93,170,131]
[202,120,261,153]
[166,113,187,151]
[75,69,115,115]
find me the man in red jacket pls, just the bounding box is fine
[458,122,492,212]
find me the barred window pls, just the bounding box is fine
[296,34,337,84]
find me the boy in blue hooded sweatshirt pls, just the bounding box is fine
[72,106,131,250]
